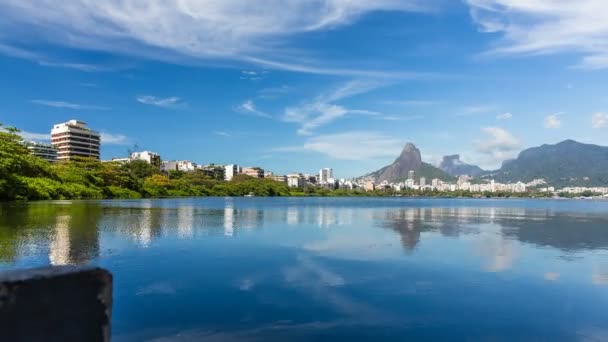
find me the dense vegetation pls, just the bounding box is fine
[0,124,290,200]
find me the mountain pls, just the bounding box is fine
[360,143,453,183]
[484,140,608,187]
[439,154,484,177]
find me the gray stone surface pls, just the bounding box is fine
[0,265,113,342]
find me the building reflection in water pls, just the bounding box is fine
[47,204,101,265]
[177,206,195,239]
[224,200,235,237]
[3,200,608,274]
[49,214,71,266]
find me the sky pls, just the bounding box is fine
[1,0,608,178]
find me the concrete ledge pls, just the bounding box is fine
[0,265,112,342]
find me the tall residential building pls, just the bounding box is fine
[224,164,241,181]
[420,177,426,187]
[131,151,161,168]
[242,167,265,178]
[408,170,415,181]
[26,141,58,163]
[51,120,100,160]
[319,168,334,184]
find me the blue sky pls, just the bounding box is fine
[1,0,608,178]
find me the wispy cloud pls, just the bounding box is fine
[458,104,498,116]
[213,131,231,137]
[18,131,49,141]
[383,100,438,106]
[475,127,521,168]
[543,113,563,129]
[17,130,128,145]
[496,112,513,120]
[101,132,129,145]
[235,100,272,118]
[0,43,119,72]
[38,61,107,72]
[467,0,608,69]
[31,99,108,110]
[0,1,436,76]
[240,70,268,81]
[283,80,389,135]
[592,112,608,129]
[273,131,403,161]
[257,85,293,99]
[136,96,183,108]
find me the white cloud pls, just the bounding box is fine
[240,70,268,81]
[101,132,129,145]
[383,100,438,106]
[0,1,433,76]
[214,131,231,137]
[283,80,387,135]
[257,85,292,99]
[236,100,272,119]
[467,0,608,69]
[31,99,108,110]
[17,130,128,145]
[543,114,562,129]
[458,104,498,116]
[273,131,403,161]
[496,112,512,120]
[18,131,49,141]
[592,112,608,128]
[136,95,182,108]
[286,103,349,136]
[475,127,521,167]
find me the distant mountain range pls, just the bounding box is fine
[358,140,608,187]
[439,155,485,177]
[482,140,608,187]
[358,143,453,183]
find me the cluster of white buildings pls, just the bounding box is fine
[558,187,608,195]
[352,172,529,193]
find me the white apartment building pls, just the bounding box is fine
[224,164,241,181]
[162,160,197,172]
[287,173,305,188]
[26,141,57,163]
[131,151,161,168]
[319,168,334,184]
[51,120,100,160]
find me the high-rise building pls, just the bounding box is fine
[420,177,426,187]
[224,164,241,181]
[51,120,100,160]
[319,168,334,184]
[408,170,415,181]
[26,141,57,163]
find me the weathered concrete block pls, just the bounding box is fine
[0,265,112,342]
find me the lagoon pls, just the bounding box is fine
[1,197,607,341]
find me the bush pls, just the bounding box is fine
[106,186,142,199]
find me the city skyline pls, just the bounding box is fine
[2,1,608,178]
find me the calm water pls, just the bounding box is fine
[1,197,608,341]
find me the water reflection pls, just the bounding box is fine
[1,198,607,340]
[1,200,608,267]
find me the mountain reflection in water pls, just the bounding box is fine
[1,198,607,341]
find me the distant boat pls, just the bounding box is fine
[244,192,255,197]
